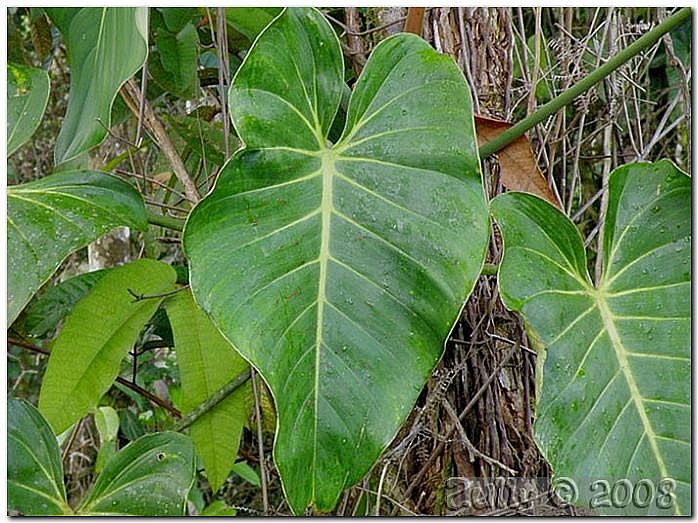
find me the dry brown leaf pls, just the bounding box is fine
[475,114,561,208]
[153,171,173,185]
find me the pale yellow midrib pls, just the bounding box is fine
[594,293,676,514]
[312,150,335,499]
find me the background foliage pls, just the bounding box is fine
[7,6,690,516]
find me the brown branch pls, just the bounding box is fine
[8,337,181,418]
[344,7,367,75]
[400,343,519,504]
[324,9,433,37]
[121,80,201,204]
[251,369,270,514]
[403,7,425,35]
[216,7,232,161]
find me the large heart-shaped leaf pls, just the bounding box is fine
[166,290,252,492]
[51,8,148,164]
[491,160,690,515]
[7,170,147,325]
[39,259,177,434]
[7,62,50,156]
[184,8,488,513]
[8,399,70,516]
[77,432,195,515]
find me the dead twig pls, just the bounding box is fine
[345,8,367,75]
[121,79,201,203]
[251,369,270,514]
[401,343,519,504]
[8,338,181,418]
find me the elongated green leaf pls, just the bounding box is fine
[226,7,282,41]
[7,171,147,325]
[77,432,195,516]
[18,269,108,339]
[166,291,251,493]
[7,62,50,156]
[491,160,690,515]
[150,11,199,99]
[38,259,177,434]
[200,500,237,516]
[166,114,228,166]
[184,8,488,513]
[8,399,70,516]
[232,461,261,487]
[54,8,148,164]
[157,7,201,34]
[94,406,120,474]
[95,406,120,443]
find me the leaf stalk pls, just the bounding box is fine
[172,368,252,432]
[478,7,691,158]
[146,210,185,231]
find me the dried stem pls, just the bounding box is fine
[121,79,201,203]
[251,369,270,514]
[8,338,181,418]
[479,7,691,158]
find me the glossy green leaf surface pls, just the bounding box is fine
[166,291,251,493]
[184,8,488,512]
[8,399,70,516]
[491,160,690,515]
[38,259,177,434]
[7,171,147,325]
[53,8,148,164]
[77,432,196,516]
[7,62,50,156]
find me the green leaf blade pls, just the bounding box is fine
[78,432,195,516]
[38,259,177,434]
[45,8,81,35]
[228,8,343,150]
[7,171,147,325]
[17,269,108,339]
[166,291,251,493]
[8,399,70,516]
[54,8,148,164]
[186,7,489,513]
[226,7,282,42]
[7,62,50,156]
[491,160,690,515]
[150,12,200,99]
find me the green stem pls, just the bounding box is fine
[480,262,499,276]
[101,138,151,172]
[146,210,185,231]
[478,7,691,158]
[127,285,189,302]
[173,368,252,432]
